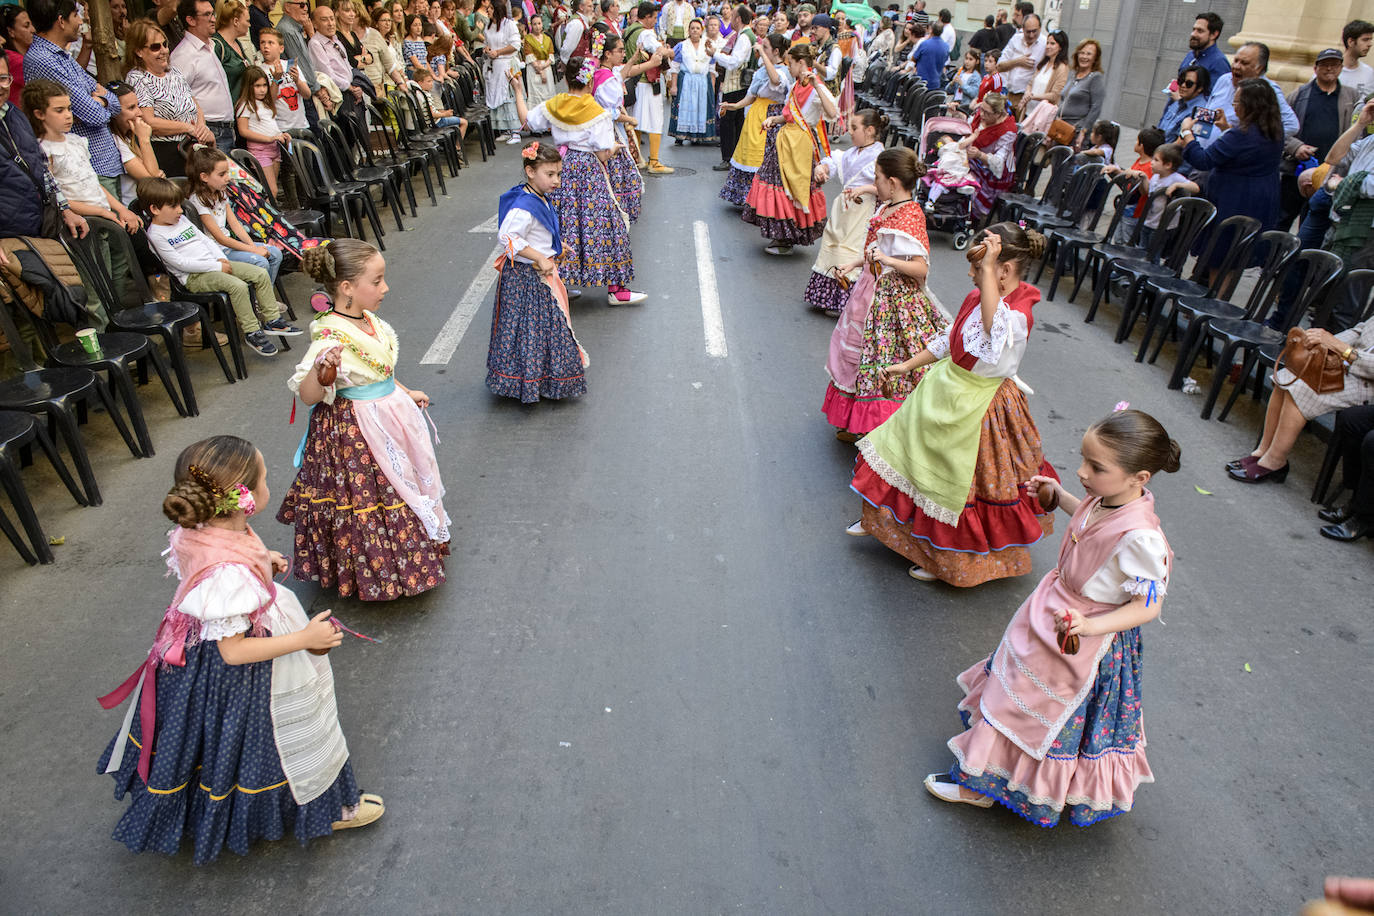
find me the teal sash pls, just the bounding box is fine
[293,378,397,468]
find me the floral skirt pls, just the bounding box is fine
[553,149,634,288]
[487,259,588,403]
[741,120,827,247]
[721,102,781,206]
[720,165,758,207]
[606,146,643,224]
[804,271,851,315]
[277,398,450,600]
[853,378,1056,586]
[97,640,360,865]
[947,627,1153,827]
[825,277,946,435]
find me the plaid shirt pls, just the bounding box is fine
[22,36,121,177]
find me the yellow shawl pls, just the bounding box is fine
[544,92,607,129]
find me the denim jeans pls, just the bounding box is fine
[1273,186,1335,327]
[224,245,283,284]
[207,121,236,153]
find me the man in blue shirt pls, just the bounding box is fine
[1177,12,1230,90]
[910,21,947,88]
[22,0,121,184]
[1196,42,1299,148]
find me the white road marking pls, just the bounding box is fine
[693,220,727,359]
[468,215,498,233]
[420,239,505,365]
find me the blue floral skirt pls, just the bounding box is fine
[719,165,757,207]
[552,149,634,288]
[949,626,1152,827]
[97,640,360,865]
[606,147,643,224]
[487,259,588,403]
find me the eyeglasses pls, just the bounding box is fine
[0,75,12,85]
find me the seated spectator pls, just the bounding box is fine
[960,92,1017,220]
[124,19,214,176]
[138,174,295,357]
[1158,64,1209,143]
[411,66,467,136]
[184,143,285,284]
[1226,317,1374,485]
[1179,79,1285,280]
[1138,142,1197,248]
[944,48,981,111]
[23,0,122,190]
[1077,119,1118,165]
[1321,405,1374,542]
[106,79,164,206]
[1322,98,1374,265]
[1,6,34,105]
[1103,127,1165,244]
[22,78,142,318]
[1058,39,1104,149]
[1280,49,1359,232]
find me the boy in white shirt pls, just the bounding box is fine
[139,177,293,358]
[1141,142,1199,248]
[22,78,143,320]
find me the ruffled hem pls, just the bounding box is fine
[823,386,903,435]
[804,271,850,313]
[743,180,828,225]
[720,166,756,206]
[947,715,1153,828]
[852,453,1056,551]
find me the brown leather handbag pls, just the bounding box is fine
[1047,118,1076,147]
[1275,328,1346,395]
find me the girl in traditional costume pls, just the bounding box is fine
[488,142,590,402]
[926,408,1178,827]
[277,240,450,601]
[822,147,947,440]
[98,436,382,866]
[508,56,647,305]
[742,43,838,256]
[847,224,1057,586]
[593,26,655,223]
[522,13,558,110]
[804,107,885,315]
[718,32,791,207]
[668,17,717,143]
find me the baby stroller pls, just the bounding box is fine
[915,115,980,250]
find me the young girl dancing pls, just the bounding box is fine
[277,239,450,601]
[823,147,947,440]
[593,26,660,224]
[98,435,381,866]
[804,107,885,315]
[847,224,1057,586]
[926,408,1178,827]
[718,32,791,208]
[742,43,839,256]
[508,57,648,305]
[488,142,589,403]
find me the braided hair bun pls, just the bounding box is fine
[302,239,379,298]
[302,245,337,284]
[163,436,260,528]
[162,477,219,528]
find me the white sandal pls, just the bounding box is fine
[845,520,869,537]
[924,773,993,807]
[908,564,937,581]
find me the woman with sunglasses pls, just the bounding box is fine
[1157,65,1210,143]
[123,19,213,176]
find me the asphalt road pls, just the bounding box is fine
[1,139,1370,915]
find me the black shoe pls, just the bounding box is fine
[245,330,279,356]
[1227,460,1288,484]
[262,318,304,336]
[1319,501,1352,524]
[712,161,731,171]
[1225,456,1256,471]
[1319,517,1374,542]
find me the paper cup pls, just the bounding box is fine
[76,328,101,356]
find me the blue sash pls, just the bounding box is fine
[498,184,562,256]
[293,378,397,468]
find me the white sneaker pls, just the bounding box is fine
[924,773,994,807]
[845,520,869,536]
[607,287,648,305]
[908,564,938,581]
[505,133,523,144]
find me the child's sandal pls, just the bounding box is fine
[332,792,385,831]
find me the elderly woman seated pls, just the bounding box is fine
[1226,316,1374,484]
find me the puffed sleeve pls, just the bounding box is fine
[288,333,345,402]
[177,564,272,641]
[524,101,552,133]
[877,227,929,260]
[588,113,615,150]
[1113,530,1171,601]
[498,206,537,255]
[926,327,952,360]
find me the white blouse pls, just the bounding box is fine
[926,297,1028,378]
[524,102,615,152]
[794,83,834,126]
[1073,521,1171,605]
[498,205,557,262]
[594,69,625,111]
[177,563,273,641]
[820,142,880,191]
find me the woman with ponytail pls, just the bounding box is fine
[718,32,791,208]
[98,436,381,865]
[742,43,839,255]
[804,106,886,315]
[847,222,1059,587]
[277,239,451,601]
[928,408,1179,828]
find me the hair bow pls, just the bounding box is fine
[521,140,541,160]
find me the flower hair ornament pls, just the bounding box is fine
[577,55,598,85]
[590,29,605,60]
[187,465,257,517]
[1114,401,1130,412]
[521,140,541,160]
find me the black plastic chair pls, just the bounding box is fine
[1134,215,1262,362]
[1038,171,1140,298]
[1163,231,1302,390]
[400,88,462,176]
[0,298,137,504]
[1083,196,1215,326]
[1308,270,1374,503]
[1195,249,1345,420]
[373,95,446,201]
[288,139,387,249]
[0,408,87,563]
[997,145,1074,223]
[1023,163,1105,235]
[315,118,408,232]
